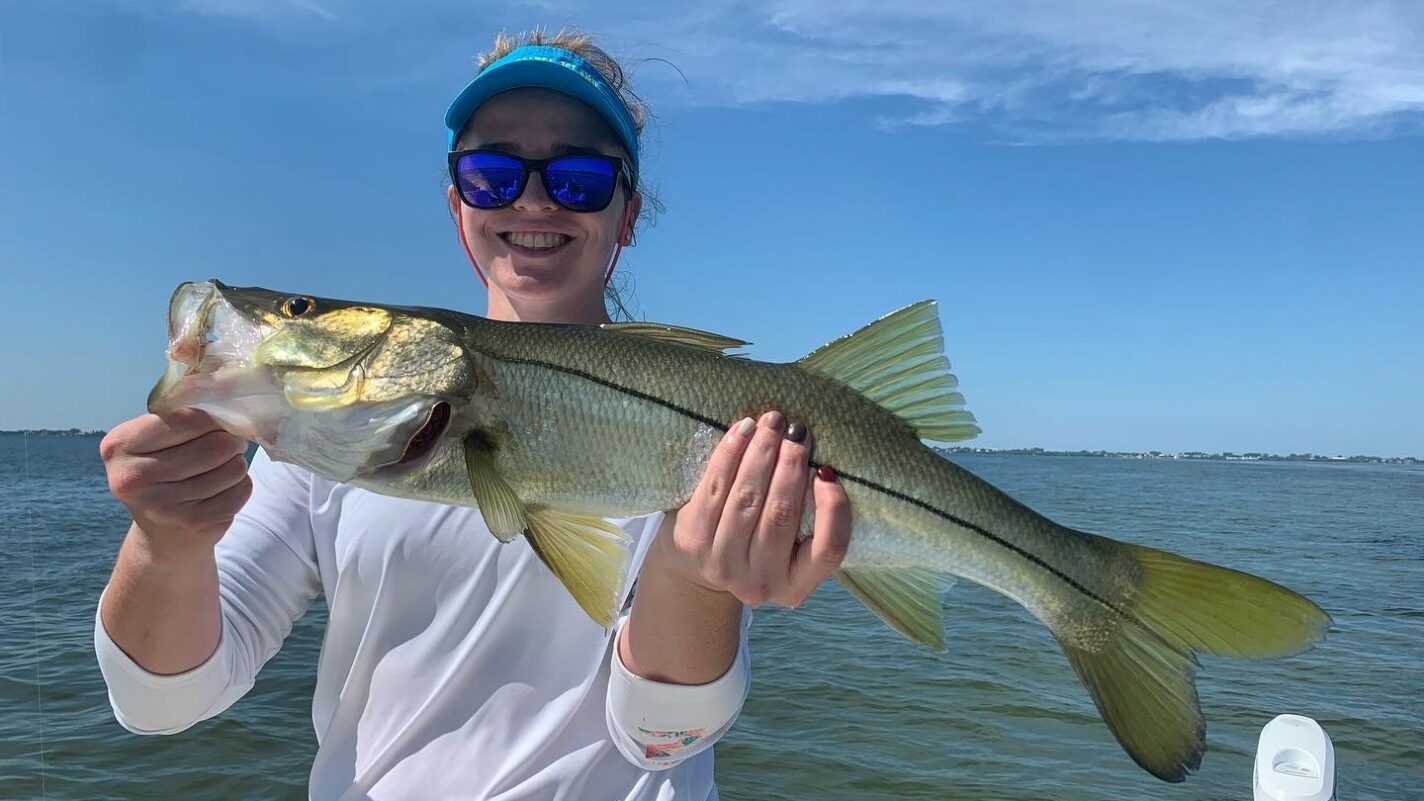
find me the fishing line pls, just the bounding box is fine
[23,432,49,799]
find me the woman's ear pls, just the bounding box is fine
[446,185,463,225]
[619,193,643,246]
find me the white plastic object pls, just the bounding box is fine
[1253,714,1335,801]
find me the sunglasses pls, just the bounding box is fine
[448,149,633,213]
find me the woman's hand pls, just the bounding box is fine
[99,408,249,674]
[657,410,852,608]
[100,408,253,554]
[620,410,852,685]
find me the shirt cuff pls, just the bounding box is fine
[605,607,752,770]
[93,587,234,735]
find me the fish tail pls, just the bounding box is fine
[1049,531,1332,782]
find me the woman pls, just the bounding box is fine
[96,30,851,800]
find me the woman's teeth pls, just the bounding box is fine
[503,232,570,250]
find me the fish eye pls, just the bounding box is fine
[282,296,316,317]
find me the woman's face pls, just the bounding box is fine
[447,87,639,323]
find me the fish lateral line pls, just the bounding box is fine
[469,350,735,434]
[833,470,1152,635]
[476,349,1150,638]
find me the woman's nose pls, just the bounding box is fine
[513,170,559,211]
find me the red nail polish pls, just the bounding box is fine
[816,465,836,483]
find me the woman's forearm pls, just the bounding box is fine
[618,515,745,684]
[100,521,223,675]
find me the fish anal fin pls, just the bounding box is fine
[463,436,526,543]
[524,507,633,628]
[602,321,749,356]
[798,301,980,442]
[836,565,955,651]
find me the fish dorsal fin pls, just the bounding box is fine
[602,321,749,356]
[798,301,980,442]
[836,566,956,651]
[524,507,632,629]
[463,436,527,543]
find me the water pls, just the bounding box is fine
[2,436,1421,800]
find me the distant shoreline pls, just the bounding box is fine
[2,428,107,437]
[937,446,1420,465]
[5,429,1417,464]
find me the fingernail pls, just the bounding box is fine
[762,410,785,431]
[785,421,807,443]
[736,417,756,436]
[816,465,837,483]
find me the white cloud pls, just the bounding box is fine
[176,0,337,21]
[143,0,1424,141]
[599,0,1424,141]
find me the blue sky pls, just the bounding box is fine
[2,1,1420,456]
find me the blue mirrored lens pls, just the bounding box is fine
[544,156,618,211]
[454,153,525,208]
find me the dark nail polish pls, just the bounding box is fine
[785,421,807,443]
[764,410,785,430]
[816,465,837,483]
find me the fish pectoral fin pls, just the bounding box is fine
[523,508,633,629]
[836,566,955,651]
[798,300,980,442]
[601,321,749,356]
[463,438,526,543]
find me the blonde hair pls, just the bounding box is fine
[469,28,658,320]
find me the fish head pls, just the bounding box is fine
[148,280,479,482]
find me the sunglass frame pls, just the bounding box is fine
[447,149,634,213]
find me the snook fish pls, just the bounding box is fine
[149,280,1330,783]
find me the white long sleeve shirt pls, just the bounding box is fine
[95,449,750,801]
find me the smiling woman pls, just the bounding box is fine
[447,87,641,322]
[94,27,854,801]
[447,29,657,322]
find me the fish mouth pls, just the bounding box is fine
[147,280,271,416]
[168,282,218,365]
[148,281,220,411]
[395,401,452,466]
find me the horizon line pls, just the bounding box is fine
[3,429,1417,463]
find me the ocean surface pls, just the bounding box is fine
[2,435,1420,800]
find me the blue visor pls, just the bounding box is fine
[444,44,639,175]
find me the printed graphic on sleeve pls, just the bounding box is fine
[638,726,708,759]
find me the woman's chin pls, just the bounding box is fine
[480,250,605,310]
[499,269,575,294]
[492,269,602,309]
[491,251,577,281]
